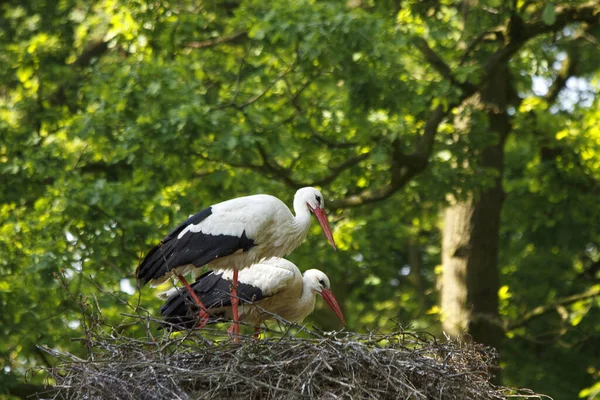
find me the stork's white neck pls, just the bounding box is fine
[292,196,311,227]
[293,276,318,322]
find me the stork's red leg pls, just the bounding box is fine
[227,323,236,337]
[175,272,210,329]
[253,327,261,340]
[229,268,240,341]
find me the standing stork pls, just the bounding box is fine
[159,257,345,336]
[136,187,336,337]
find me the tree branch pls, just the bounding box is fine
[254,144,368,188]
[417,104,451,156]
[50,37,111,109]
[79,160,133,181]
[485,1,600,74]
[542,22,594,104]
[255,144,302,188]
[413,38,478,93]
[459,30,504,65]
[325,38,485,210]
[544,52,578,104]
[312,153,370,187]
[413,38,455,80]
[73,39,110,67]
[507,287,600,331]
[529,42,600,195]
[310,132,359,149]
[212,66,293,112]
[35,345,54,368]
[329,89,477,210]
[185,32,248,49]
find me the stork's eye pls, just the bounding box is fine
[318,279,325,287]
[315,195,321,204]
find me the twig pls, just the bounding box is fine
[185,32,249,49]
[507,287,600,331]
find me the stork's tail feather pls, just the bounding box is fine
[136,243,173,286]
[159,289,200,331]
[159,271,229,331]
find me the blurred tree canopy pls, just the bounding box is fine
[1,0,599,398]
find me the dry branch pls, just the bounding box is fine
[39,323,548,400]
[34,279,547,400]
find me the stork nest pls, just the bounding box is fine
[39,318,547,400]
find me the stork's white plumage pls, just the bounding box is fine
[136,187,337,337]
[159,257,345,336]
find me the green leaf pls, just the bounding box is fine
[579,381,600,398]
[249,24,265,40]
[542,2,556,25]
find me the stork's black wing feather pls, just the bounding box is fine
[135,206,256,285]
[159,270,267,331]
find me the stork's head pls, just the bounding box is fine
[304,269,346,326]
[294,187,337,251]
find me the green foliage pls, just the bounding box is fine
[542,3,557,26]
[1,0,599,399]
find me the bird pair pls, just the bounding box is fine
[136,187,345,337]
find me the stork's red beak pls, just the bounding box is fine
[320,288,346,326]
[311,206,337,251]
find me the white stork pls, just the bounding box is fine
[159,257,345,336]
[136,187,336,337]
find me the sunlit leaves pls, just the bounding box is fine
[580,380,600,399]
[1,0,600,398]
[498,285,512,315]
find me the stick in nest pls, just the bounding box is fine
[38,316,549,400]
[40,272,549,400]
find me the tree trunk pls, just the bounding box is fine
[441,64,514,355]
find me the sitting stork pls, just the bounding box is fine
[136,187,337,337]
[159,257,345,336]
